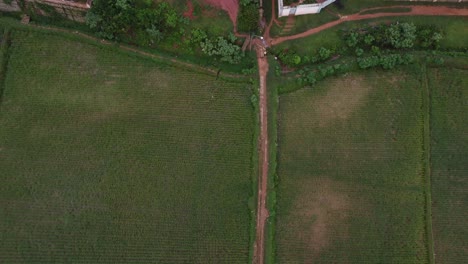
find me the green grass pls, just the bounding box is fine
[265,56,281,264]
[271,0,407,37]
[0,27,10,104]
[275,68,429,263]
[275,16,468,56]
[271,11,338,37]
[428,61,468,264]
[359,7,412,15]
[0,29,255,263]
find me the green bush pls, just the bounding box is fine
[200,35,243,64]
[86,0,180,44]
[237,2,259,33]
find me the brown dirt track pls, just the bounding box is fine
[202,0,239,26]
[252,38,270,264]
[271,5,468,45]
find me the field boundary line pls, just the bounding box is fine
[0,18,250,82]
[249,79,261,264]
[422,64,435,264]
[0,27,12,108]
[264,61,279,264]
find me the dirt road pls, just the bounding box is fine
[271,5,468,45]
[252,39,270,264]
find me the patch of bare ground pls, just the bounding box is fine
[283,76,373,130]
[313,76,372,126]
[285,177,353,262]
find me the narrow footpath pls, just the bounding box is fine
[252,38,269,264]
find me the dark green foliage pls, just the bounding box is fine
[277,49,302,67]
[200,33,243,64]
[343,22,444,51]
[357,53,414,70]
[296,62,349,86]
[85,0,246,65]
[0,28,11,103]
[387,22,416,49]
[237,1,259,33]
[86,0,180,44]
[417,25,443,49]
[318,47,332,61]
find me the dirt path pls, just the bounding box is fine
[271,5,468,45]
[252,39,270,264]
[202,0,239,29]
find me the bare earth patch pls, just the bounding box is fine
[313,76,372,126]
[286,177,352,262]
[202,0,239,26]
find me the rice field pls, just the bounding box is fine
[0,29,255,263]
[275,69,429,263]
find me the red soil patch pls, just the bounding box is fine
[271,5,468,45]
[202,0,239,27]
[183,0,196,20]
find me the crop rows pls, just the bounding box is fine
[275,70,428,263]
[429,65,468,264]
[0,30,254,263]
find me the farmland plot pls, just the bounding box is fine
[429,65,468,264]
[0,30,254,263]
[275,70,428,263]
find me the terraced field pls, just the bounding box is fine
[0,29,255,263]
[275,69,429,263]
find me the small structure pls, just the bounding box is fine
[278,0,336,17]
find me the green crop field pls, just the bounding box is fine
[0,29,255,263]
[429,63,468,263]
[275,69,430,263]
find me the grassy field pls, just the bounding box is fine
[429,63,468,263]
[274,16,468,55]
[275,68,429,263]
[0,29,255,263]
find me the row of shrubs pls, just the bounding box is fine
[85,0,253,65]
[343,22,443,50]
[275,22,445,69]
[270,22,451,89]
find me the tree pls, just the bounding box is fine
[387,22,416,49]
[318,47,332,61]
[345,32,359,48]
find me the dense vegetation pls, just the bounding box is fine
[237,0,260,33]
[271,21,450,89]
[84,0,250,65]
[86,0,182,43]
[274,22,443,68]
[0,29,255,263]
